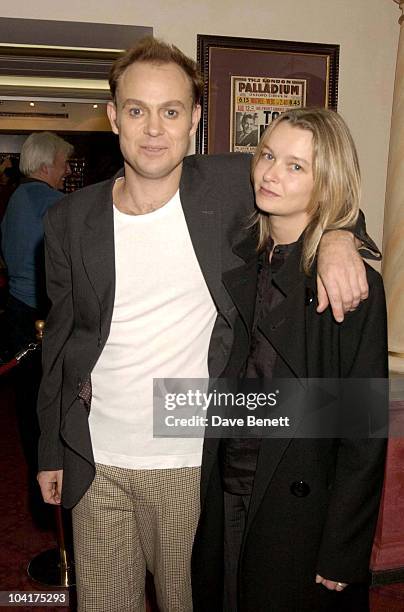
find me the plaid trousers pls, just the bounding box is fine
[72,463,201,612]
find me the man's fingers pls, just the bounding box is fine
[347,254,369,310]
[316,276,329,314]
[325,280,345,322]
[317,274,346,322]
[317,229,370,321]
[359,274,369,300]
[355,259,369,302]
[37,470,63,505]
[318,267,365,319]
[41,481,59,504]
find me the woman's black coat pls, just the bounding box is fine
[192,234,388,612]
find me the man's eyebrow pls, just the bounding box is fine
[122,98,186,109]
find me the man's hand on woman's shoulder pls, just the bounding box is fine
[317,230,369,323]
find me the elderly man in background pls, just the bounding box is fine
[1,132,72,358]
[0,132,72,527]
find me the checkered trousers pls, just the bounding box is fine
[72,463,201,612]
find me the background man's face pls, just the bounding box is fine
[243,118,254,134]
[107,61,201,181]
[46,150,71,190]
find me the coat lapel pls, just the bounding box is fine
[258,241,313,380]
[244,438,293,536]
[244,241,317,536]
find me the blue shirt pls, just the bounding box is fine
[1,180,63,309]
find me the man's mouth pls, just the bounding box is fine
[141,145,167,154]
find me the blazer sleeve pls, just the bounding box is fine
[37,206,74,471]
[353,209,382,260]
[315,267,388,583]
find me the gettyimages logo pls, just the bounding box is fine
[163,388,279,411]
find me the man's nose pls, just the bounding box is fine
[144,112,163,136]
[65,162,72,176]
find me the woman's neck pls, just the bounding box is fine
[268,213,310,247]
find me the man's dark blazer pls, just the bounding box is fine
[192,234,388,612]
[37,153,254,509]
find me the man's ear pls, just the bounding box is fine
[107,101,119,135]
[189,103,201,137]
[39,163,50,177]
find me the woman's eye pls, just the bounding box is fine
[263,152,273,160]
[292,163,301,171]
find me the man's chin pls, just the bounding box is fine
[125,160,183,181]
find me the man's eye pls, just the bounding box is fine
[129,107,142,116]
[165,109,178,118]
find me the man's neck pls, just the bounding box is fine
[114,162,183,215]
[28,171,53,189]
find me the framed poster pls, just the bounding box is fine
[197,34,339,154]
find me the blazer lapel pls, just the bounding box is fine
[180,157,235,317]
[222,233,259,340]
[80,176,116,341]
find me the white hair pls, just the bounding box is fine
[19,132,73,176]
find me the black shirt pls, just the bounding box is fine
[221,239,296,495]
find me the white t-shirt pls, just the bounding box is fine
[89,189,217,469]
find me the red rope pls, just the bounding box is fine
[0,357,18,376]
[0,342,40,377]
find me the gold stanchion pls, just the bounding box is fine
[27,506,74,586]
[27,321,75,587]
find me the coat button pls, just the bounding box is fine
[290,480,310,497]
[305,288,315,305]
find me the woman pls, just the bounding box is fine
[192,108,387,612]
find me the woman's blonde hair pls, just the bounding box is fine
[251,108,360,274]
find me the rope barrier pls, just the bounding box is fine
[0,342,40,377]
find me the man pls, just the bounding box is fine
[37,38,372,612]
[1,133,72,527]
[236,113,259,147]
[1,132,72,357]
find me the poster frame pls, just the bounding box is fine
[196,34,339,154]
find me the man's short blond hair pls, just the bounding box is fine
[109,36,204,105]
